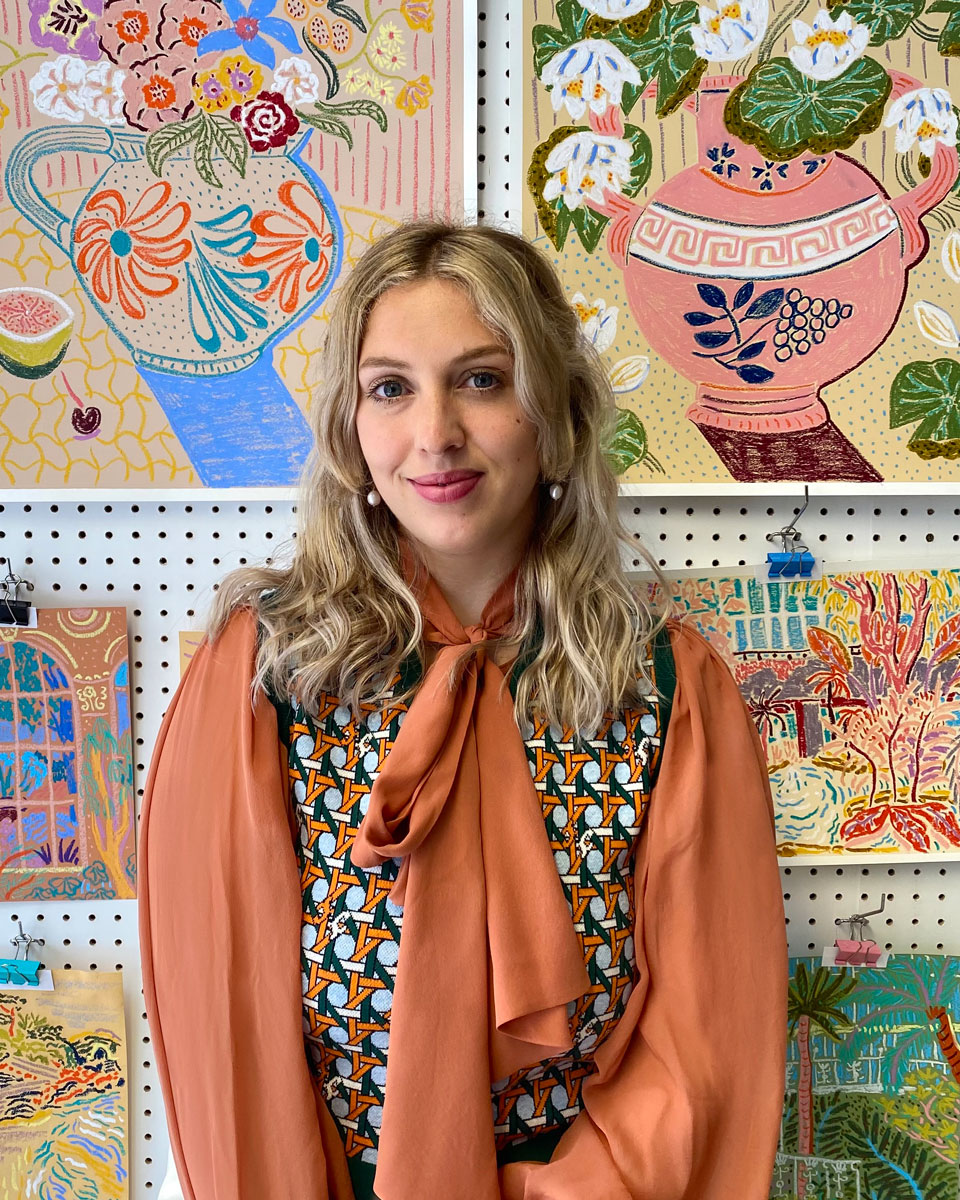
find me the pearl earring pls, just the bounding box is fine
[366,488,381,506]
[548,482,564,501]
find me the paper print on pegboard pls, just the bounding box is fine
[522,0,960,484]
[772,955,960,1199]
[0,0,469,488]
[665,570,960,859]
[0,607,135,899]
[0,969,128,1199]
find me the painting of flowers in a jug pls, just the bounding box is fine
[521,0,960,484]
[0,0,472,488]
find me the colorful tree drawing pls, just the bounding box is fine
[787,961,856,1198]
[842,956,960,1091]
[80,717,135,901]
[806,574,960,852]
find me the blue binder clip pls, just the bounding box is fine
[0,921,45,987]
[765,488,817,579]
[766,549,817,578]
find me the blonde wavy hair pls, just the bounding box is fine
[208,217,664,735]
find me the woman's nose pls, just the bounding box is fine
[415,388,466,453]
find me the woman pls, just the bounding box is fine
[139,220,787,1200]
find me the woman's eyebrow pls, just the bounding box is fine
[358,343,511,371]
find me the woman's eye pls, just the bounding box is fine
[368,378,406,402]
[468,371,500,390]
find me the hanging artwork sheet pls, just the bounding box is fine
[0,607,135,898]
[0,969,128,1199]
[0,0,473,489]
[663,569,960,860]
[521,0,960,485]
[773,955,960,1200]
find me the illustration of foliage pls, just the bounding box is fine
[80,719,135,899]
[807,626,855,697]
[606,408,664,474]
[816,1091,957,1199]
[607,0,706,118]
[890,358,960,460]
[841,956,960,1089]
[928,0,960,56]
[827,0,927,45]
[725,56,893,161]
[877,1065,960,1164]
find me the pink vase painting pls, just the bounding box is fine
[526,2,960,483]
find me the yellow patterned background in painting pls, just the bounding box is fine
[523,0,960,484]
[0,195,396,486]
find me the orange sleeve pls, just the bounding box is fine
[501,621,788,1200]
[138,608,352,1200]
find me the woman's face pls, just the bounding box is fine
[355,277,542,570]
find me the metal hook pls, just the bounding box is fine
[765,486,811,556]
[835,893,887,942]
[10,919,45,961]
[0,558,34,626]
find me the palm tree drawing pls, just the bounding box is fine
[842,957,960,1090]
[787,962,857,1198]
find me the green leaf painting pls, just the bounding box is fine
[612,0,706,117]
[829,0,926,45]
[726,56,892,160]
[607,407,664,473]
[145,115,202,179]
[207,114,248,179]
[890,358,960,457]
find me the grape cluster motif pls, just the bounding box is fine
[772,290,853,362]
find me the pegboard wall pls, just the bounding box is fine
[2,3,960,1195]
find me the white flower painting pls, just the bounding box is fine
[689,0,769,63]
[885,87,958,156]
[788,10,870,81]
[543,130,634,211]
[29,55,89,123]
[273,57,322,106]
[541,39,642,120]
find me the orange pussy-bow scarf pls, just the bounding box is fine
[351,540,591,1200]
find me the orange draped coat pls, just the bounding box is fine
[139,610,788,1200]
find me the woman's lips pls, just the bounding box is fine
[410,473,482,503]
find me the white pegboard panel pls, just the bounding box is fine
[2,492,960,1192]
[0,498,297,1195]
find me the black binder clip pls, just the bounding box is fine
[0,559,34,627]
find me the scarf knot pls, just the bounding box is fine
[351,537,591,1200]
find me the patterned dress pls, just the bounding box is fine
[271,631,675,1200]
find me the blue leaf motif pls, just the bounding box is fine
[697,283,727,310]
[744,289,784,319]
[733,283,754,310]
[736,341,765,360]
[737,364,775,383]
[694,330,732,348]
[683,311,717,326]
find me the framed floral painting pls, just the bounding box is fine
[0,0,474,488]
[520,0,960,485]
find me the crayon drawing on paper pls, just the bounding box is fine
[0,0,469,488]
[0,969,128,1200]
[0,607,135,899]
[667,570,960,859]
[772,955,960,1200]
[522,0,960,484]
